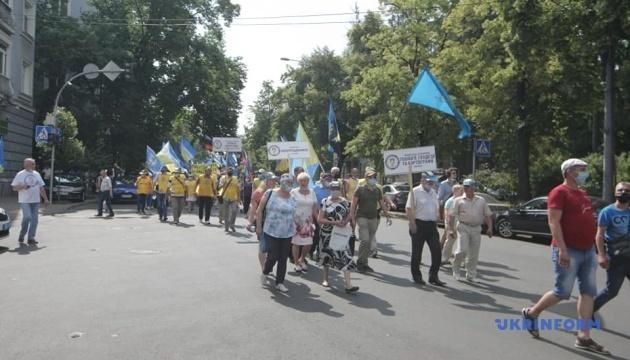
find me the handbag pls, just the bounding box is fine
[329,224,352,251]
[217,178,233,204]
[259,190,273,253]
[608,220,630,263]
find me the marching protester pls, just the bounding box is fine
[196,167,217,224]
[290,172,318,273]
[448,179,492,282]
[311,172,333,259]
[442,185,464,264]
[167,168,187,224]
[241,175,253,216]
[257,174,297,292]
[406,173,446,286]
[186,174,197,212]
[345,168,360,204]
[154,165,170,222]
[11,158,49,244]
[135,170,153,215]
[318,181,358,292]
[248,172,278,270]
[351,169,392,273]
[438,167,459,246]
[357,166,395,258]
[95,169,115,218]
[521,159,610,355]
[593,182,630,319]
[219,167,240,232]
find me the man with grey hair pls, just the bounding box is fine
[95,169,115,218]
[11,158,49,244]
[521,158,609,355]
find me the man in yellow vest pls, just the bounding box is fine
[196,166,217,224]
[154,165,170,222]
[345,167,360,203]
[168,168,187,224]
[135,170,153,215]
[219,166,240,232]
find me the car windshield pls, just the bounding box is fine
[55,176,82,185]
[115,178,136,186]
[394,185,410,192]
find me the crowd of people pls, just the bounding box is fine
[8,157,629,356]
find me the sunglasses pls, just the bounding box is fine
[616,189,630,193]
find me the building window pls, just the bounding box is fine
[22,61,33,96]
[24,1,35,36]
[60,0,69,16]
[1,0,12,8]
[0,45,7,76]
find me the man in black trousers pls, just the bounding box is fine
[406,173,446,286]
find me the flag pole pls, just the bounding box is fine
[472,137,476,181]
[408,165,415,220]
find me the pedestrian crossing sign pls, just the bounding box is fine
[35,126,53,143]
[475,140,491,157]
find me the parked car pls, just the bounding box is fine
[437,192,510,233]
[0,206,10,238]
[112,177,138,203]
[45,175,87,202]
[495,196,610,239]
[383,183,410,210]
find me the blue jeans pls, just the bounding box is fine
[594,261,630,312]
[98,191,114,216]
[156,193,167,219]
[19,202,40,240]
[551,245,598,299]
[137,194,147,212]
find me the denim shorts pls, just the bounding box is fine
[551,245,597,299]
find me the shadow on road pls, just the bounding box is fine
[267,282,344,318]
[431,284,515,315]
[537,336,625,360]
[7,243,47,255]
[326,285,396,316]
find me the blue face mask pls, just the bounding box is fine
[423,184,432,192]
[368,178,376,186]
[575,171,589,185]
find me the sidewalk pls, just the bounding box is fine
[0,194,98,222]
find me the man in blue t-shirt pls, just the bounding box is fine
[594,181,630,315]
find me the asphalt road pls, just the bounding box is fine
[1,204,628,360]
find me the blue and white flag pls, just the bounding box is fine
[180,137,197,163]
[156,141,186,171]
[146,146,164,174]
[407,69,472,138]
[328,101,341,152]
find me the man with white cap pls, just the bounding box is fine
[154,165,170,222]
[521,158,610,355]
[406,173,446,286]
[135,170,152,215]
[448,178,493,282]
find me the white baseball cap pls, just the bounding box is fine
[561,158,588,174]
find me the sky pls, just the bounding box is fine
[223,0,381,135]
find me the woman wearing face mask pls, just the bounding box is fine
[257,174,297,292]
[290,172,318,273]
[318,181,359,292]
[248,172,278,270]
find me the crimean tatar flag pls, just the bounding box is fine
[407,69,472,138]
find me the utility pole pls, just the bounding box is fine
[603,43,615,203]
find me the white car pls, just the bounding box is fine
[0,206,10,238]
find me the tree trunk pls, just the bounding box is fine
[516,79,532,202]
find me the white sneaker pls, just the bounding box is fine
[294,266,302,273]
[276,283,289,292]
[260,274,269,287]
[300,263,308,272]
[453,273,462,281]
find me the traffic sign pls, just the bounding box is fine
[475,139,491,157]
[35,126,53,143]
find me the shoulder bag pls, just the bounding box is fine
[217,178,233,204]
[608,217,630,265]
[259,189,273,253]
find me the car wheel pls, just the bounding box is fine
[496,218,515,238]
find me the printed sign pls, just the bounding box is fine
[212,137,242,152]
[190,163,218,177]
[266,141,310,160]
[383,146,437,175]
[475,139,491,157]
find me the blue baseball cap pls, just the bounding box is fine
[463,179,476,187]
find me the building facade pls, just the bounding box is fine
[0,0,36,196]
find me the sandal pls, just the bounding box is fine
[345,286,359,293]
[574,337,611,356]
[521,308,539,338]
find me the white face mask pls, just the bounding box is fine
[330,190,341,198]
[281,183,292,192]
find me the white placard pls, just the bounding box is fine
[212,137,242,152]
[383,146,437,175]
[266,142,310,160]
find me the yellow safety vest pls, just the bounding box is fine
[136,176,153,195]
[169,174,187,197]
[156,173,170,193]
[197,175,216,197]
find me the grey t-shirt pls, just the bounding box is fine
[354,185,383,220]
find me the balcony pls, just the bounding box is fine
[0,74,14,98]
[0,1,15,34]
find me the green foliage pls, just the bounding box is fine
[36,108,86,170]
[35,0,245,171]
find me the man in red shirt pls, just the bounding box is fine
[521,159,610,355]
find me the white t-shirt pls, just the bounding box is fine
[11,170,45,203]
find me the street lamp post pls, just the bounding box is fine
[280,57,300,63]
[49,68,127,203]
